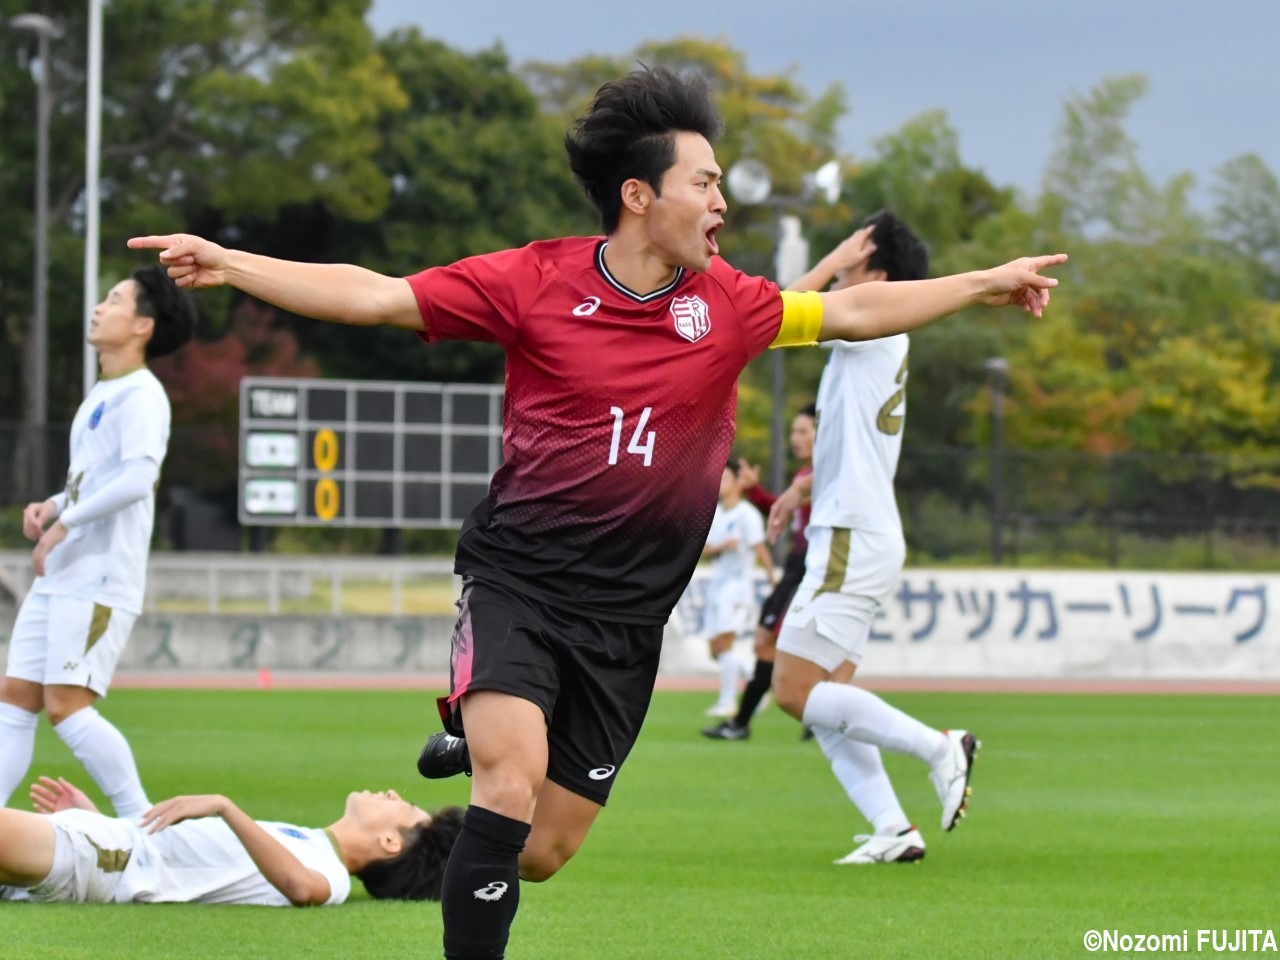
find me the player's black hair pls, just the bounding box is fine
[725,455,743,476]
[356,805,465,902]
[862,211,930,282]
[797,403,817,420]
[565,65,723,234]
[132,265,197,360]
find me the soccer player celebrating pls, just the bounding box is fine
[703,405,816,739]
[768,212,977,865]
[129,68,1064,959]
[700,457,775,718]
[0,267,196,819]
[0,775,463,905]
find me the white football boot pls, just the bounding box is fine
[929,729,980,831]
[833,826,926,865]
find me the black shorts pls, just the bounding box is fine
[437,579,663,805]
[757,551,807,632]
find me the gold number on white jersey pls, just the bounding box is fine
[875,353,909,435]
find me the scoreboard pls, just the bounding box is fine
[238,377,503,528]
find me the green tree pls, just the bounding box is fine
[1211,153,1280,298]
[842,111,1014,252]
[270,30,595,385]
[523,36,848,276]
[0,0,405,428]
[995,73,1280,484]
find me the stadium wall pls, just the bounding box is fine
[0,568,1274,680]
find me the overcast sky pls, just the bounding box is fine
[369,0,1278,205]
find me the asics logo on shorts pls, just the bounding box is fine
[587,764,616,781]
[473,881,508,902]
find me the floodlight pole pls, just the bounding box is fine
[985,357,1010,564]
[10,12,58,498]
[725,158,838,502]
[770,214,809,496]
[83,0,103,397]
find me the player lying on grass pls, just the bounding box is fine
[0,776,463,906]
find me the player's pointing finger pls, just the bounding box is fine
[1026,253,1068,271]
[127,234,183,251]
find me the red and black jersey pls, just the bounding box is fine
[407,237,784,625]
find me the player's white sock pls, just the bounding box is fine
[0,701,39,806]
[814,725,912,836]
[802,682,949,766]
[54,707,150,819]
[715,650,744,709]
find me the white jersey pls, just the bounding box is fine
[809,335,909,540]
[33,368,170,614]
[706,500,766,594]
[50,808,350,906]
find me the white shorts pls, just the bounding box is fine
[702,581,755,637]
[25,809,142,903]
[6,592,137,697]
[776,526,902,672]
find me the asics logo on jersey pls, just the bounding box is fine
[587,764,616,781]
[573,297,602,317]
[473,881,508,902]
[670,295,711,342]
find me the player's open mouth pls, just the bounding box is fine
[706,225,721,255]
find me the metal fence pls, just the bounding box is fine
[897,446,1280,569]
[0,551,459,617]
[4,421,1279,569]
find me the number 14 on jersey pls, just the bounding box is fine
[608,406,655,467]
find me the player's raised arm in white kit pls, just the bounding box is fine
[31,458,160,577]
[127,234,424,331]
[142,795,334,906]
[788,225,880,295]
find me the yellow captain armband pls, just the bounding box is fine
[770,290,823,348]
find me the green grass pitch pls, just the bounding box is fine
[3,688,1277,959]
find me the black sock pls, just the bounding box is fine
[441,806,531,960]
[733,659,774,728]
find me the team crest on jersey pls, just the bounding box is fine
[89,402,106,430]
[670,296,711,343]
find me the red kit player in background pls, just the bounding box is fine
[131,67,1066,960]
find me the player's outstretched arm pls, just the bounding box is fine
[817,254,1068,342]
[127,234,423,331]
[142,795,332,906]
